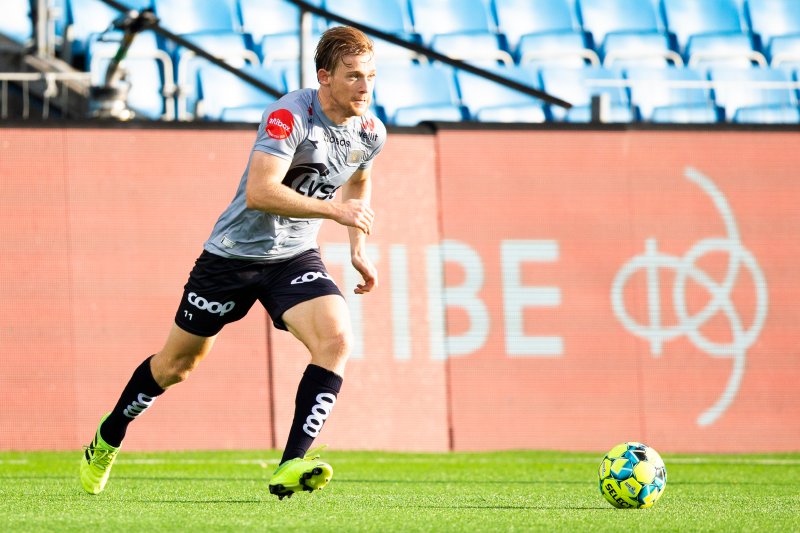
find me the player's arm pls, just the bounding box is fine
[342,166,378,294]
[245,150,374,233]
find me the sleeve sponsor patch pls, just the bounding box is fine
[266,109,294,140]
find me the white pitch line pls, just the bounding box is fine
[116,457,800,467]
[667,457,800,466]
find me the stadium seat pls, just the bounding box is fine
[325,0,418,64]
[733,104,800,123]
[259,33,308,67]
[408,0,495,45]
[431,33,513,67]
[539,65,635,122]
[768,35,800,69]
[258,32,320,92]
[65,0,152,59]
[324,0,408,34]
[602,32,683,67]
[274,58,319,92]
[747,0,800,52]
[239,0,326,45]
[1,0,33,44]
[372,64,464,125]
[153,0,237,35]
[687,34,767,69]
[174,32,260,119]
[195,64,283,120]
[493,0,581,53]
[661,0,746,55]
[456,66,547,123]
[517,32,600,68]
[709,66,799,122]
[86,30,174,119]
[625,66,719,122]
[578,0,662,50]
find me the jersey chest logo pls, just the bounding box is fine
[282,163,340,201]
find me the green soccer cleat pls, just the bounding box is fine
[268,446,333,500]
[80,413,120,495]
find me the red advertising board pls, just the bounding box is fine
[0,126,798,453]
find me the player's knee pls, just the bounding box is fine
[319,329,353,364]
[153,352,201,387]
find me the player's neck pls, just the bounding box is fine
[317,87,354,126]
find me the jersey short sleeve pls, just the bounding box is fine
[252,96,309,162]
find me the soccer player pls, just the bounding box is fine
[80,26,385,500]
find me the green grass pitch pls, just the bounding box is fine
[2,450,799,532]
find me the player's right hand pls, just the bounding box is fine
[337,199,374,235]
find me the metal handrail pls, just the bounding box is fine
[0,71,91,119]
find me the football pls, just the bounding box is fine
[598,442,667,509]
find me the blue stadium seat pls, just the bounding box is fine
[747,0,800,52]
[195,64,283,121]
[687,33,767,69]
[456,66,547,122]
[517,32,600,68]
[325,0,418,63]
[709,66,799,122]
[239,0,326,45]
[578,0,662,49]
[258,32,319,92]
[733,104,800,122]
[768,35,800,69]
[602,32,682,68]
[66,0,152,59]
[626,66,719,122]
[431,33,513,67]
[539,65,635,122]
[661,0,746,55]
[274,58,319,92]
[409,0,495,45]
[493,0,581,53]
[259,33,306,67]
[1,0,33,44]
[372,64,464,125]
[325,0,408,33]
[174,32,261,119]
[86,30,174,119]
[153,0,237,35]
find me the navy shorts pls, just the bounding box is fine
[174,248,343,336]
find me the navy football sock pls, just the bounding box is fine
[280,364,343,464]
[99,355,165,447]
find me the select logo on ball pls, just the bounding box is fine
[266,109,294,140]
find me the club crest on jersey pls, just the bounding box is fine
[266,109,294,140]
[348,150,366,164]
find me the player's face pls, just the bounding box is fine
[319,52,376,123]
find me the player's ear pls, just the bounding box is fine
[317,68,331,86]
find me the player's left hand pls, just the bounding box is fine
[352,253,377,294]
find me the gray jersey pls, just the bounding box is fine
[204,88,386,261]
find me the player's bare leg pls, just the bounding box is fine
[268,295,352,499]
[150,325,218,388]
